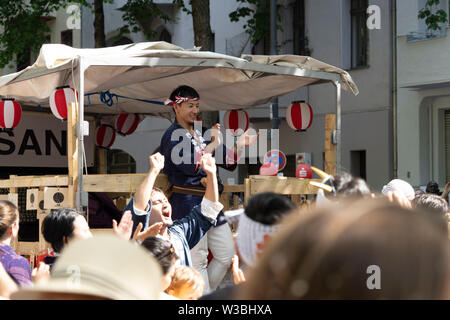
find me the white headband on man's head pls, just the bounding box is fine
[236,212,280,267]
[164,96,199,106]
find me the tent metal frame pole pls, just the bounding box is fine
[334,80,342,175]
[270,0,279,130]
[76,57,87,212]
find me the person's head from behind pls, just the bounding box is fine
[0,200,19,243]
[413,194,449,235]
[141,236,179,291]
[167,85,200,126]
[333,173,371,197]
[148,188,173,229]
[235,192,295,267]
[315,172,371,206]
[42,208,93,254]
[240,198,450,299]
[166,265,205,300]
[415,189,425,198]
[382,179,415,201]
[426,181,442,195]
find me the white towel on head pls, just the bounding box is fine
[235,213,280,267]
[381,179,415,200]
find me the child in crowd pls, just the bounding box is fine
[166,265,205,300]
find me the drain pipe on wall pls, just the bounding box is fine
[392,0,398,179]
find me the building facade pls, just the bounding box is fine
[396,0,450,189]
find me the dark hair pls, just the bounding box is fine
[332,172,371,197]
[42,208,80,253]
[244,192,295,225]
[169,85,200,103]
[426,181,442,195]
[141,237,178,274]
[413,194,449,234]
[415,189,425,198]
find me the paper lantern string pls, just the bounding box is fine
[85,90,165,107]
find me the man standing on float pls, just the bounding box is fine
[160,85,257,292]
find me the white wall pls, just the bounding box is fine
[397,0,420,36]
[396,0,450,188]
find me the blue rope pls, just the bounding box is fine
[85,90,164,107]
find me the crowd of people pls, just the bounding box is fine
[0,85,449,300]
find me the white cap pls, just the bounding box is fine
[382,179,415,200]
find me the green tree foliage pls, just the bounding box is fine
[0,0,114,69]
[229,0,281,45]
[0,0,212,69]
[118,0,173,40]
[418,0,448,32]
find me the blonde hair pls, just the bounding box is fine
[166,265,205,299]
[0,200,19,240]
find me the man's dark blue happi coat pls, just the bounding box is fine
[160,120,237,225]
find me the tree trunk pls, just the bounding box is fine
[191,0,213,51]
[94,0,106,48]
[191,0,218,127]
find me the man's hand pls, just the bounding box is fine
[113,210,134,240]
[132,222,164,242]
[200,153,217,175]
[444,182,450,191]
[150,152,165,173]
[205,123,222,154]
[232,255,246,285]
[31,262,50,284]
[385,190,412,209]
[236,129,258,148]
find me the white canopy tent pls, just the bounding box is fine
[0,42,358,210]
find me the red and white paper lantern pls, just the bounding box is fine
[115,113,140,136]
[49,86,78,120]
[0,99,22,129]
[96,124,116,149]
[286,101,313,131]
[223,109,249,136]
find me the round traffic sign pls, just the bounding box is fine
[264,149,287,171]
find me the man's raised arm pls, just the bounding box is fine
[201,154,219,204]
[134,153,165,211]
